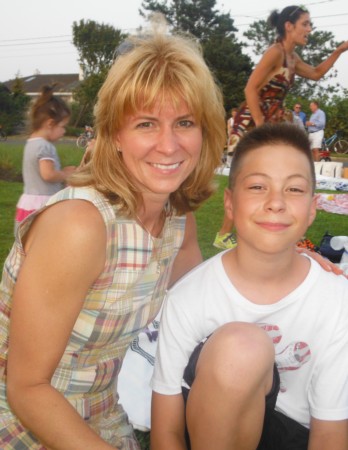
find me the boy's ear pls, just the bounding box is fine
[224,188,234,220]
[308,194,318,227]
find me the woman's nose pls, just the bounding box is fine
[157,128,179,154]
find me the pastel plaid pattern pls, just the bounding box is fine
[0,186,186,448]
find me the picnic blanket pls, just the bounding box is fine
[316,194,348,215]
[315,175,348,192]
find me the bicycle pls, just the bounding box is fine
[76,125,94,148]
[321,130,348,154]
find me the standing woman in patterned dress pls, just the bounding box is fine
[213,4,348,250]
[0,21,226,450]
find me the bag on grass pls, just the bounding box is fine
[318,231,344,263]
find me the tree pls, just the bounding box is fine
[0,79,30,134]
[324,92,348,137]
[244,20,343,99]
[72,19,125,77]
[71,20,125,126]
[71,73,106,127]
[140,0,253,111]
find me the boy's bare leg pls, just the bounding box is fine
[186,322,275,450]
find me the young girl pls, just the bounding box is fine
[15,85,76,229]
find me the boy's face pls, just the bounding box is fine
[225,144,316,255]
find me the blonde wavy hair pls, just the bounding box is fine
[71,21,226,216]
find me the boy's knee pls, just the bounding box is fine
[196,322,274,388]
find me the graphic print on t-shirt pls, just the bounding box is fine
[259,323,311,392]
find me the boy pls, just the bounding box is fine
[151,123,348,450]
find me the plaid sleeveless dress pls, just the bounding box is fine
[0,186,186,449]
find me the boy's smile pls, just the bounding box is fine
[225,144,317,255]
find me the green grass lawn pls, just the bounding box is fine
[0,141,347,449]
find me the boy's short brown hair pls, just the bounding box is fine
[228,123,316,193]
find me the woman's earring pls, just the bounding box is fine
[117,147,122,153]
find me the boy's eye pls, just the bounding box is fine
[249,185,263,190]
[288,187,305,193]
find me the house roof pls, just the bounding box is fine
[4,73,80,95]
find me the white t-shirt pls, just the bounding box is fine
[152,252,348,428]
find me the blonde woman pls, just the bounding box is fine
[0,25,226,449]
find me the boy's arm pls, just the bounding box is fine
[309,418,348,450]
[151,392,187,450]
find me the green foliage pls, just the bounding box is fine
[203,33,252,109]
[71,20,126,127]
[140,0,252,110]
[71,72,106,127]
[65,125,84,137]
[324,95,348,138]
[72,20,125,77]
[0,81,30,135]
[243,19,274,55]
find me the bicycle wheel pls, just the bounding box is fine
[0,131,7,141]
[76,135,88,148]
[333,139,348,154]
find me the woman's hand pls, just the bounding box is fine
[296,247,344,275]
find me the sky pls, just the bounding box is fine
[1,0,347,89]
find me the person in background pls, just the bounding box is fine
[151,123,348,450]
[306,100,326,161]
[225,107,238,166]
[14,85,76,231]
[292,102,306,129]
[213,4,348,249]
[213,107,238,249]
[0,22,226,449]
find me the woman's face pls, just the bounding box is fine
[115,98,203,203]
[292,12,312,46]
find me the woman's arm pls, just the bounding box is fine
[169,212,202,287]
[244,44,284,126]
[39,159,76,183]
[7,200,114,450]
[151,392,187,450]
[295,41,348,81]
[309,418,348,450]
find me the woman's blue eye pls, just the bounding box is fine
[137,122,152,128]
[178,120,194,127]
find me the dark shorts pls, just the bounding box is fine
[182,338,309,450]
